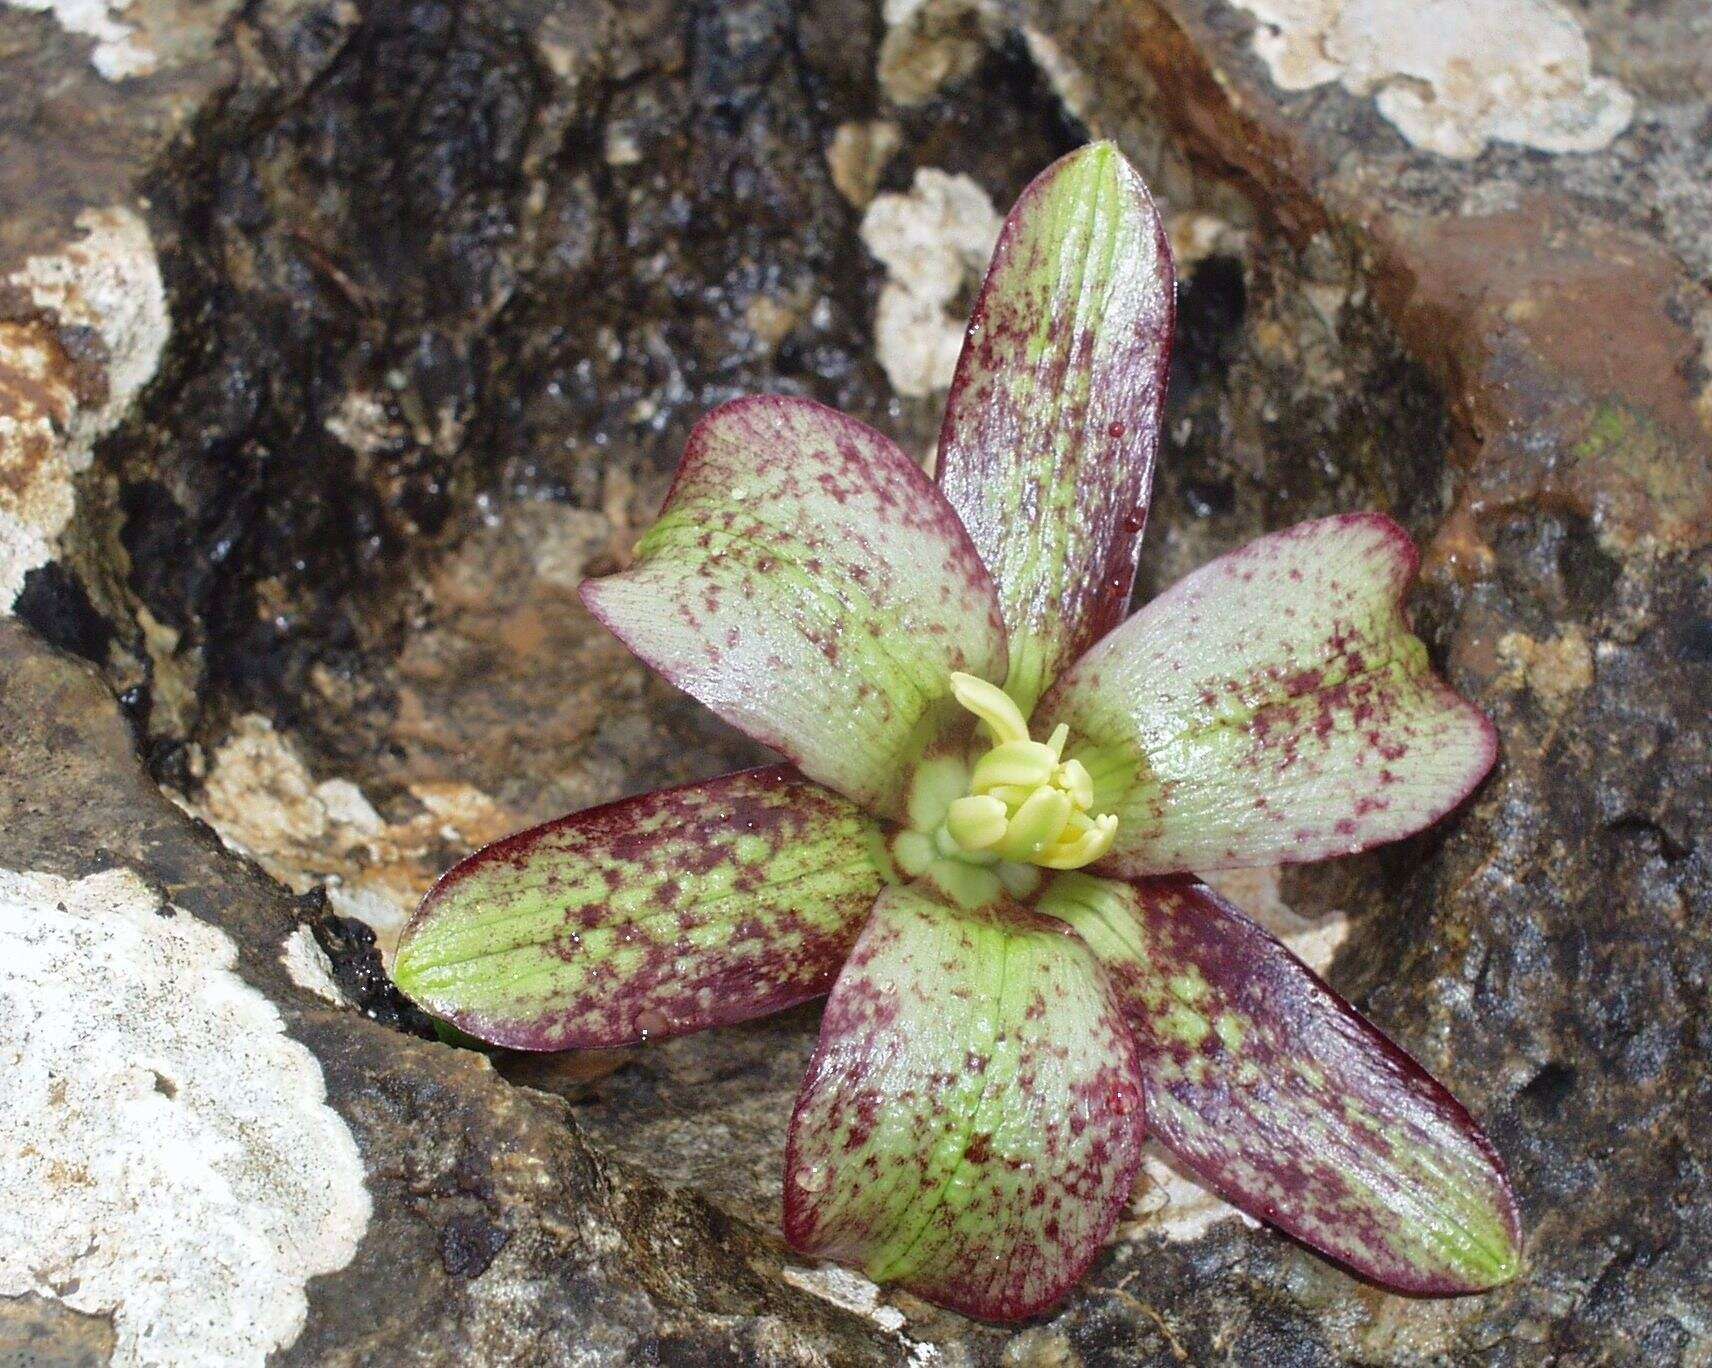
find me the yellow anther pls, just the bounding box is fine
[971,739,1057,792]
[1060,810,1095,839]
[936,674,1121,872]
[949,672,1030,744]
[1036,813,1119,869]
[945,794,1009,851]
[996,787,1074,862]
[1055,757,1094,811]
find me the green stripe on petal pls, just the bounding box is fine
[392,766,890,1050]
[1040,873,1521,1293]
[935,141,1175,713]
[1039,514,1497,874]
[783,880,1146,1322]
[583,396,1007,819]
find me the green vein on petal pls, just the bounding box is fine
[935,141,1175,714]
[393,766,890,1050]
[1039,872,1521,1293]
[784,879,1147,1321]
[582,395,1007,819]
[1038,513,1497,874]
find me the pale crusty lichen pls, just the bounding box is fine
[877,0,992,106]
[1230,0,1634,158]
[280,923,347,1005]
[3,0,156,78]
[859,169,1000,399]
[185,713,513,962]
[0,207,167,612]
[0,867,369,1365]
[825,121,902,210]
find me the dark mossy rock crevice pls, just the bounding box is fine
[1,0,1708,1362]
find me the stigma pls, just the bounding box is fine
[943,673,1118,870]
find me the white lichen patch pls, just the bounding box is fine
[4,0,156,78]
[781,1265,939,1364]
[281,923,346,1005]
[0,867,370,1365]
[184,713,513,961]
[0,325,79,612]
[6,0,228,78]
[860,169,1000,398]
[324,879,414,955]
[8,210,167,415]
[324,389,406,456]
[0,207,168,611]
[190,714,384,882]
[1021,27,1099,130]
[1228,0,1634,158]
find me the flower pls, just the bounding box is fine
[392,143,1520,1321]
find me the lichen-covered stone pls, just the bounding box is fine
[0,0,1707,1360]
[0,620,909,1364]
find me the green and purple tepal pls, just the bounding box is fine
[392,143,1520,1320]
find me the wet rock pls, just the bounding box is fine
[0,1295,116,1368]
[1,0,1707,1360]
[1007,0,1712,1360]
[0,619,906,1364]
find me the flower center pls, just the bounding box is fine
[940,673,1118,871]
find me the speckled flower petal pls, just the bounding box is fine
[1040,873,1521,1293]
[783,880,1146,1321]
[391,767,890,1050]
[935,141,1175,712]
[582,396,1007,818]
[1038,514,1497,873]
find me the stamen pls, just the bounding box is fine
[971,739,1056,792]
[936,674,1121,872]
[996,787,1073,862]
[1036,814,1119,869]
[945,794,1008,851]
[1055,757,1094,810]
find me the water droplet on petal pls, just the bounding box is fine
[798,1163,831,1193]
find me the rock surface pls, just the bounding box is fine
[0,0,1707,1362]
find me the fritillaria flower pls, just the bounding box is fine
[393,143,1519,1320]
